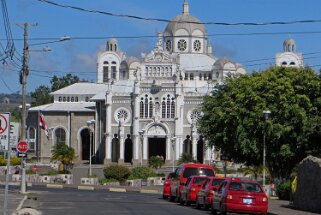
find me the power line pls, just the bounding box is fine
[35,0,321,26]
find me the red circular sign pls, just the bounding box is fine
[0,114,8,134]
[17,141,28,153]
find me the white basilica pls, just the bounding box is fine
[28,2,246,165]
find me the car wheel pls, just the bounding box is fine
[195,198,201,209]
[179,196,185,205]
[219,204,226,215]
[211,207,217,215]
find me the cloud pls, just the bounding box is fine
[213,43,238,59]
[126,39,153,58]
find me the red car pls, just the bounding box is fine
[170,163,215,202]
[196,176,227,210]
[163,172,175,199]
[180,176,209,206]
[211,178,268,215]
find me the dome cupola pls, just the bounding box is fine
[107,38,119,52]
[283,38,296,52]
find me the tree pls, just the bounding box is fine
[30,85,52,106]
[199,66,321,179]
[51,143,76,173]
[51,73,80,91]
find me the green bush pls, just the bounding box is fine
[149,156,165,169]
[26,169,36,174]
[41,169,60,176]
[103,164,130,182]
[277,180,291,200]
[128,166,157,180]
[99,178,119,184]
[0,156,21,166]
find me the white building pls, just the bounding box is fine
[28,1,246,165]
[276,38,304,68]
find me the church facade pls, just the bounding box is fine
[28,2,246,165]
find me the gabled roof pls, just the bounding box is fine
[50,82,109,95]
[29,102,95,112]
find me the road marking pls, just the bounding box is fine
[78,186,94,190]
[140,189,159,194]
[15,194,27,212]
[46,184,63,189]
[109,188,126,192]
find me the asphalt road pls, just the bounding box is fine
[17,187,213,215]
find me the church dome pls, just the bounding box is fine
[283,38,296,52]
[106,38,119,52]
[164,2,207,36]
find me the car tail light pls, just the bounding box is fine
[262,197,268,202]
[165,181,169,185]
[191,187,196,192]
[227,194,233,200]
[210,190,214,195]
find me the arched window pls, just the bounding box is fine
[85,97,89,102]
[59,97,62,102]
[139,94,154,118]
[190,73,194,80]
[282,61,287,65]
[114,44,117,51]
[71,97,74,102]
[111,61,117,79]
[75,97,78,102]
[55,128,66,145]
[161,94,175,119]
[103,61,109,82]
[199,74,203,80]
[63,97,66,102]
[67,97,70,102]
[208,74,212,80]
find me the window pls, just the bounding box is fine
[177,39,187,51]
[71,97,74,102]
[193,40,201,52]
[190,73,194,80]
[59,97,62,102]
[63,97,66,102]
[111,61,117,79]
[67,97,70,102]
[282,61,287,65]
[140,95,154,118]
[85,97,89,102]
[161,94,175,119]
[103,66,109,82]
[290,62,296,65]
[75,97,78,102]
[182,168,215,178]
[55,128,66,145]
[166,40,172,51]
[28,127,36,139]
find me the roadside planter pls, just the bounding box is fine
[147,177,165,186]
[81,177,99,185]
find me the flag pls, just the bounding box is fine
[39,113,49,140]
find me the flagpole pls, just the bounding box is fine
[37,111,40,162]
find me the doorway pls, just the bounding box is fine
[80,128,90,160]
[148,138,166,160]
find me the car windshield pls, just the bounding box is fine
[229,182,263,193]
[183,167,215,178]
[193,177,208,185]
[212,178,224,186]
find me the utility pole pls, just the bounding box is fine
[19,23,36,194]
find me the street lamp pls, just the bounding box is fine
[19,103,30,194]
[138,129,145,167]
[86,119,95,176]
[262,110,271,188]
[171,137,176,172]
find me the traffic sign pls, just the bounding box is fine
[17,141,28,153]
[0,113,10,151]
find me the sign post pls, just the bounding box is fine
[1,112,11,215]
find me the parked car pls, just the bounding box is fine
[163,172,176,199]
[180,176,210,206]
[196,176,227,210]
[211,178,268,215]
[170,163,215,202]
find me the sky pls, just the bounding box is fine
[1,0,321,94]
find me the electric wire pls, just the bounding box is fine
[36,0,321,26]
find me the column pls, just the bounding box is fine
[143,135,148,161]
[118,123,125,163]
[104,90,112,164]
[192,136,197,160]
[166,136,171,160]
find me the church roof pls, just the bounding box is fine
[180,53,216,71]
[164,2,206,36]
[50,82,109,95]
[90,80,135,101]
[29,102,95,112]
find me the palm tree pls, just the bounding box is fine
[51,143,76,173]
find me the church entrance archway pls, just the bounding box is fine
[148,138,166,160]
[124,135,133,163]
[80,128,90,160]
[197,138,204,164]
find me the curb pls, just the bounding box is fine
[46,184,63,189]
[140,189,159,194]
[109,187,126,192]
[78,186,94,191]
